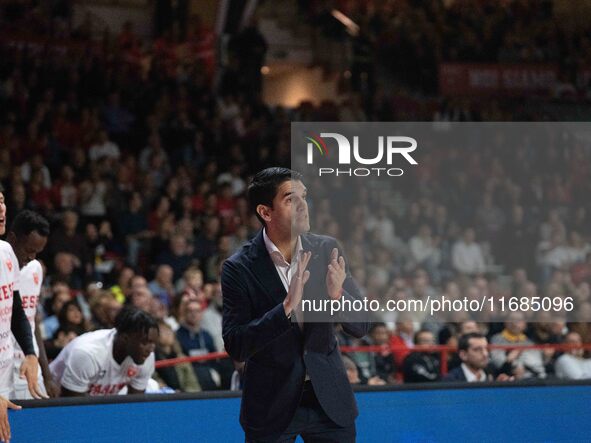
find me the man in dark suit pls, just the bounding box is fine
[222,167,369,442]
[443,332,513,382]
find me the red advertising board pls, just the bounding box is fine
[439,63,560,96]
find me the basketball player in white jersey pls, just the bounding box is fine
[50,306,158,396]
[7,210,59,399]
[0,191,45,443]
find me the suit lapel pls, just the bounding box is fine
[249,230,288,306]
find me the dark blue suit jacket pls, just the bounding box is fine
[443,365,495,382]
[221,230,369,440]
[442,366,468,382]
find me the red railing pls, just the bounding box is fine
[155,343,591,375]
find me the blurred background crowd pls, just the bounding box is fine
[1,0,591,392]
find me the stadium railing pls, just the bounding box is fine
[155,342,591,376]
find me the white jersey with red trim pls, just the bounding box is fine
[13,259,42,359]
[49,328,154,396]
[0,240,20,397]
[11,259,44,399]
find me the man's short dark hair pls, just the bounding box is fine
[115,306,158,336]
[11,209,50,237]
[369,322,387,334]
[414,329,434,344]
[248,167,303,226]
[458,332,486,352]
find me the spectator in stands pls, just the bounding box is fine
[45,210,89,281]
[78,168,108,221]
[353,322,395,384]
[130,285,154,313]
[154,321,200,392]
[205,235,232,282]
[444,333,513,382]
[90,291,122,329]
[57,300,91,336]
[110,266,135,305]
[148,264,175,307]
[102,92,134,142]
[119,192,152,267]
[452,228,486,276]
[490,312,547,379]
[527,311,566,373]
[474,193,506,242]
[200,282,224,353]
[402,330,440,383]
[131,275,149,292]
[43,288,72,339]
[175,265,204,295]
[156,234,193,282]
[176,299,218,390]
[50,252,83,290]
[537,230,574,284]
[21,153,51,189]
[139,133,170,174]
[555,332,591,380]
[342,355,386,386]
[390,318,415,368]
[495,205,536,275]
[194,215,220,263]
[409,224,442,283]
[88,130,121,163]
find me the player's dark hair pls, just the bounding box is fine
[115,306,158,336]
[248,167,302,227]
[11,209,50,237]
[458,332,486,352]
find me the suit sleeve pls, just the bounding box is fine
[221,260,292,362]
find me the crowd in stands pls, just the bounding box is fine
[302,0,591,94]
[0,1,590,394]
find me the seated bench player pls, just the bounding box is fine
[49,306,158,396]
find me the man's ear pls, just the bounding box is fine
[256,204,272,224]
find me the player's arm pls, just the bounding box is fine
[11,290,34,356]
[12,290,46,399]
[34,315,60,398]
[59,348,97,397]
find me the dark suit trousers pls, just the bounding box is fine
[246,381,356,443]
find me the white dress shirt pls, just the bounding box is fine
[263,228,302,292]
[461,363,487,382]
[263,229,309,380]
